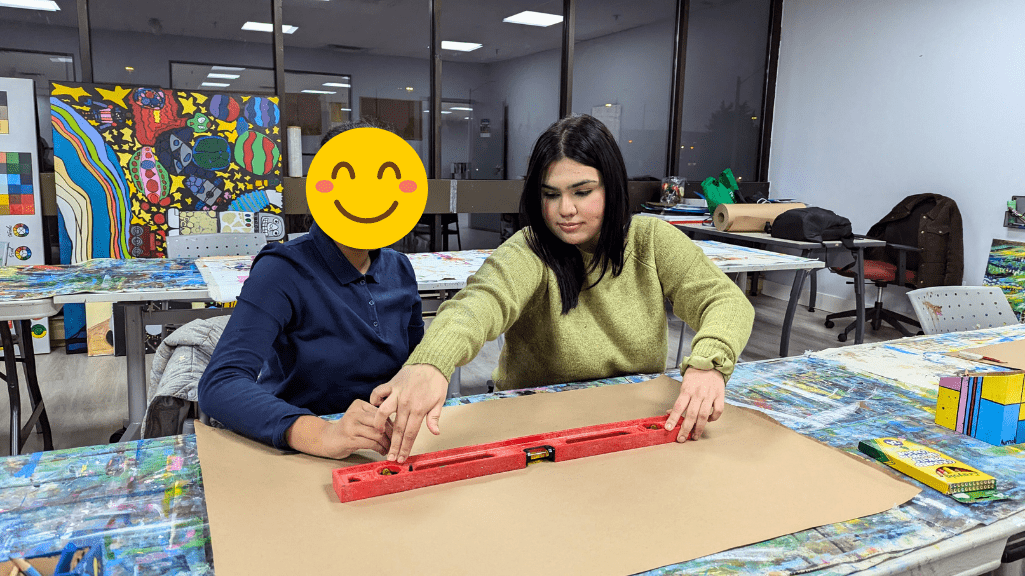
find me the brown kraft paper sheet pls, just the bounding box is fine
[196,375,920,575]
[951,338,1025,371]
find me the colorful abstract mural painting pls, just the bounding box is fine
[984,239,1025,322]
[50,82,285,352]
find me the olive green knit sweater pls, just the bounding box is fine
[406,216,754,390]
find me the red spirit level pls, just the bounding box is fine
[332,415,678,503]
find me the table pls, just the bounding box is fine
[3,325,1024,574]
[677,223,886,355]
[0,298,62,455]
[2,242,821,443]
[56,252,497,441]
[0,252,497,445]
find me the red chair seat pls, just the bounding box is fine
[832,259,916,284]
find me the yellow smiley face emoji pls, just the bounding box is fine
[306,127,428,249]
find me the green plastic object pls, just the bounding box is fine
[718,167,739,192]
[700,168,738,214]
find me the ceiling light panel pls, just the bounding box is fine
[241,21,298,34]
[503,11,563,27]
[441,41,482,52]
[0,0,60,11]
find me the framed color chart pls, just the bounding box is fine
[0,77,50,353]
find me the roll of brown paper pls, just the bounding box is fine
[713,203,807,232]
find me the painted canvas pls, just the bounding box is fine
[50,82,284,352]
[984,239,1025,321]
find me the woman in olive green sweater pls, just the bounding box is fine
[372,115,755,462]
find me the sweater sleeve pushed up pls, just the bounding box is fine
[649,219,754,380]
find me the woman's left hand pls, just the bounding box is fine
[664,368,725,442]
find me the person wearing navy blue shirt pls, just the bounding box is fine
[198,121,424,458]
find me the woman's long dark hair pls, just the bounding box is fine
[519,115,631,314]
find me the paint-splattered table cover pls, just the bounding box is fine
[405,249,495,286]
[3,326,1025,574]
[194,250,499,303]
[402,243,819,284]
[193,254,256,303]
[0,258,205,301]
[695,240,825,273]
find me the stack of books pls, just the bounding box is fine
[639,202,710,225]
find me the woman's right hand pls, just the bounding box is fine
[371,364,449,463]
[285,399,394,459]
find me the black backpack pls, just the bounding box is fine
[768,207,853,242]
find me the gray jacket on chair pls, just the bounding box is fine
[144,316,230,438]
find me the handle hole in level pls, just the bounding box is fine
[565,430,629,444]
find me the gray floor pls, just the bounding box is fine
[2,220,907,455]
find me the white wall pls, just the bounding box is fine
[768,0,1025,314]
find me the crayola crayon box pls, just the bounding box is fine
[858,438,1006,503]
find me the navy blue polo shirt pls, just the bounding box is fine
[198,223,424,449]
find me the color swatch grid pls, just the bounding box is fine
[0,151,35,215]
[936,371,1025,446]
[0,91,8,133]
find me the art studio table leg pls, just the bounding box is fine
[122,302,147,442]
[854,247,866,344]
[780,268,808,357]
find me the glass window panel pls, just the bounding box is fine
[282,0,429,170]
[0,0,80,154]
[678,0,772,182]
[88,0,275,87]
[441,1,563,181]
[170,63,352,176]
[573,0,676,179]
[170,62,276,94]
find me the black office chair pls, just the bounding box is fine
[824,242,922,341]
[415,214,461,251]
[824,198,944,341]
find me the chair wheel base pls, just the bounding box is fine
[824,320,835,328]
[838,333,848,342]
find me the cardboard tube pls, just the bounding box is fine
[287,126,303,177]
[713,203,806,232]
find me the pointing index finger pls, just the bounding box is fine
[374,395,397,434]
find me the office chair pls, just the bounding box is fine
[824,199,940,341]
[907,286,1018,335]
[134,233,266,440]
[824,244,923,341]
[415,214,461,251]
